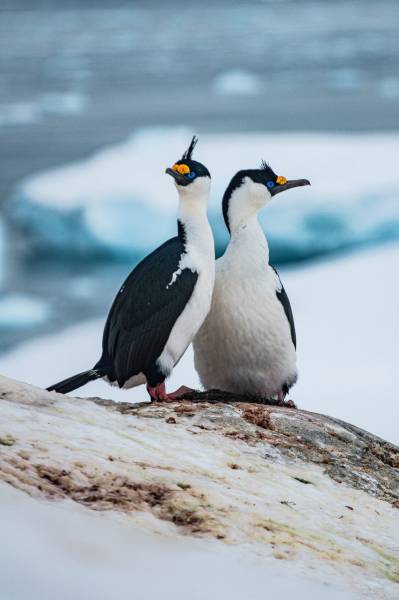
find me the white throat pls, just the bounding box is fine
[178,191,208,224]
[176,178,212,254]
[225,186,269,267]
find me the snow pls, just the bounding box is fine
[212,69,263,95]
[8,128,399,262]
[0,242,398,446]
[0,293,49,328]
[0,483,359,600]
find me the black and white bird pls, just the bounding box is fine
[193,162,310,401]
[47,137,215,402]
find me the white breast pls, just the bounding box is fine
[193,253,297,397]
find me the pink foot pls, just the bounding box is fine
[146,382,169,402]
[168,385,194,400]
[146,383,193,403]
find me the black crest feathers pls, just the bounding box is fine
[181,136,198,161]
[260,159,270,170]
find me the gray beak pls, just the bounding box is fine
[270,178,311,196]
[165,168,189,186]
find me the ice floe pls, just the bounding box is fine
[0,293,49,329]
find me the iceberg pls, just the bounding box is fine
[0,293,49,329]
[7,128,399,263]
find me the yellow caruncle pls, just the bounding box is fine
[172,163,190,175]
[276,175,287,185]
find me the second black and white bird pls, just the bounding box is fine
[193,162,310,400]
[47,137,215,402]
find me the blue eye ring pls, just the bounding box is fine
[187,171,196,179]
[266,180,275,189]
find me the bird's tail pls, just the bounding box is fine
[46,369,102,394]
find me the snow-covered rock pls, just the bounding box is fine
[7,129,399,262]
[1,375,398,599]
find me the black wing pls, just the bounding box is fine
[270,265,296,349]
[98,237,198,386]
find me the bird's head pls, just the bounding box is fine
[166,136,211,197]
[222,161,310,231]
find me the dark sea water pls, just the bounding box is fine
[0,0,398,350]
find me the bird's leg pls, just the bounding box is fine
[146,382,170,402]
[277,389,286,403]
[276,389,297,409]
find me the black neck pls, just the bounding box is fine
[177,219,187,244]
[222,173,246,234]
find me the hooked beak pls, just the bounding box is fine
[165,168,189,186]
[270,178,311,197]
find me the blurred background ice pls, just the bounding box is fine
[0,0,398,442]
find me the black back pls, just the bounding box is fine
[97,237,198,386]
[270,265,297,349]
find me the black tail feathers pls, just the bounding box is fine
[46,369,102,395]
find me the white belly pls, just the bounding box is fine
[193,261,297,396]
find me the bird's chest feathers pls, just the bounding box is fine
[213,230,284,340]
[222,224,269,286]
[217,260,276,315]
[209,265,290,372]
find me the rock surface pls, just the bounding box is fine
[1,375,398,599]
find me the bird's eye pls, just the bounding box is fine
[266,180,275,189]
[187,171,196,179]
